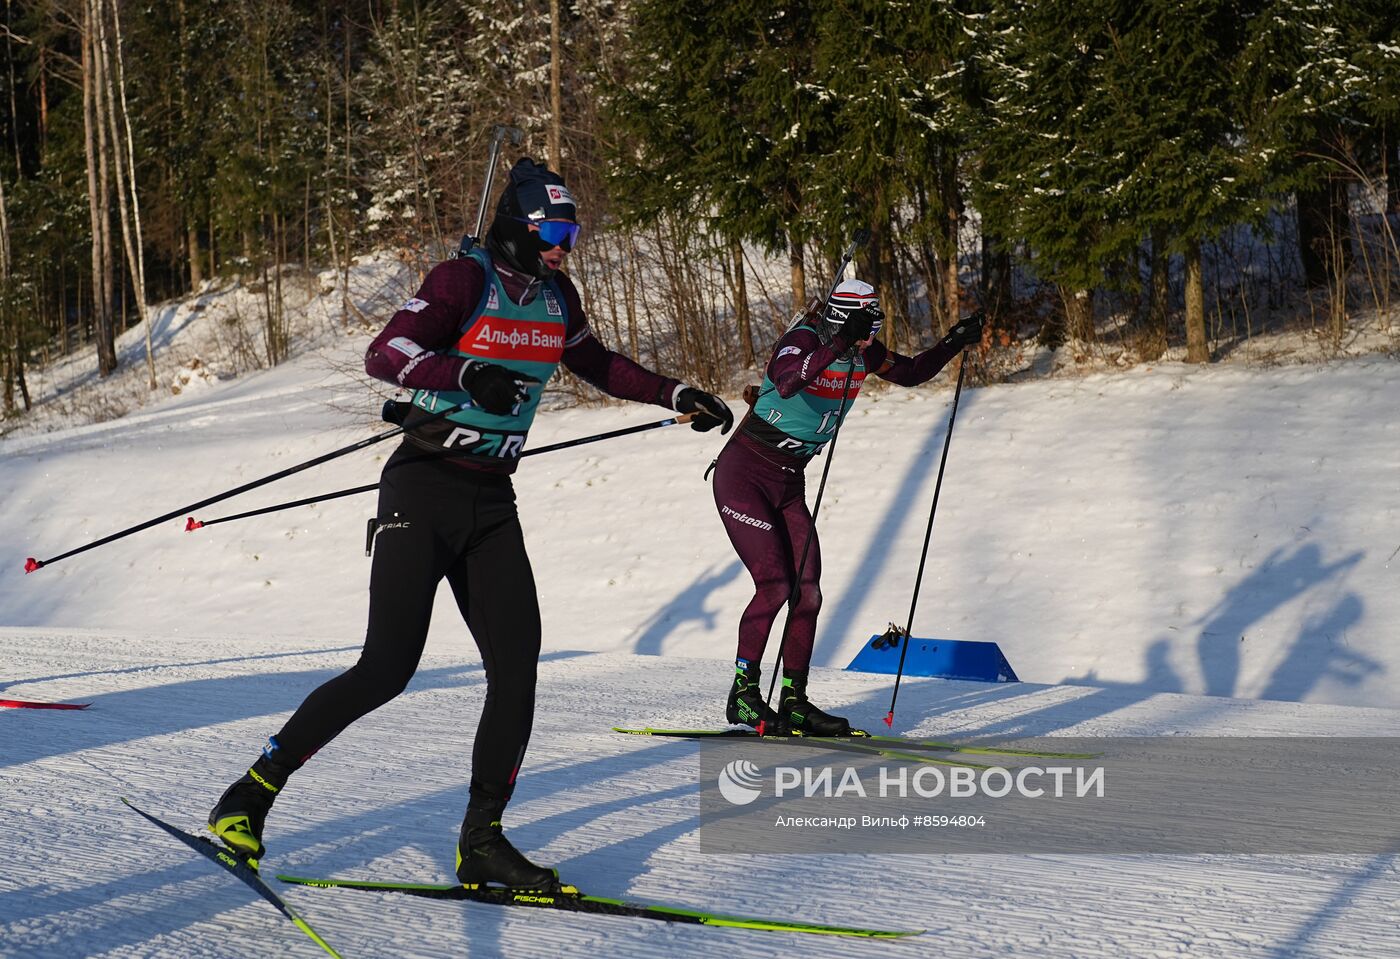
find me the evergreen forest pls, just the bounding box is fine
[0,0,1396,413]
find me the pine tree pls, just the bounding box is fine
[1098,0,1267,362]
[606,0,833,309]
[975,0,1133,346]
[807,0,983,338]
[976,0,1278,359]
[1238,0,1400,322]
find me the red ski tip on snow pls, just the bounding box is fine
[883,711,895,728]
[185,517,203,532]
[24,557,40,574]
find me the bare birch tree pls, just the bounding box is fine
[107,0,153,387]
[94,0,152,387]
[81,0,116,375]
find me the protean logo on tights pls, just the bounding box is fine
[721,504,774,531]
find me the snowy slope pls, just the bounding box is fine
[2,338,1397,707]
[3,273,1400,957]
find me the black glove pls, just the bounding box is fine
[459,360,538,416]
[838,303,884,344]
[675,387,734,434]
[942,310,985,350]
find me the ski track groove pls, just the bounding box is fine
[3,629,1400,958]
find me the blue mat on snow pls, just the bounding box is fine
[846,635,1018,683]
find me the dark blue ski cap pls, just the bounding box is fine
[497,158,577,223]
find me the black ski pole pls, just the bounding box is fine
[186,484,378,531]
[187,412,699,530]
[523,411,695,457]
[759,228,870,720]
[22,401,466,573]
[883,353,969,729]
[452,123,523,259]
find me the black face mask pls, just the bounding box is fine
[485,217,555,280]
[486,158,578,281]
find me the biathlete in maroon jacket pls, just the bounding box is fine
[712,279,984,736]
[207,158,733,889]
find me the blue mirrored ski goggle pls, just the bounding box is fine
[511,217,581,252]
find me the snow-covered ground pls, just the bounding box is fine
[3,265,1399,956]
[6,632,1400,959]
[4,335,1397,709]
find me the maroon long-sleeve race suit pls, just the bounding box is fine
[711,323,961,673]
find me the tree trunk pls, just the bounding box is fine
[2,327,12,414]
[624,234,639,359]
[1184,239,1209,362]
[100,0,154,389]
[0,144,10,279]
[943,228,960,335]
[1,162,16,415]
[59,257,69,355]
[1140,226,1169,360]
[177,0,203,293]
[856,214,885,339]
[731,241,754,364]
[322,53,338,285]
[5,0,20,173]
[341,11,352,316]
[788,232,806,311]
[911,182,942,338]
[888,218,912,346]
[878,211,900,349]
[1386,134,1399,215]
[1059,286,1095,343]
[38,40,49,158]
[275,213,286,360]
[549,0,563,172]
[11,291,28,408]
[653,222,691,381]
[188,223,203,288]
[980,230,1011,339]
[14,333,28,410]
[940,155,961,334]
[1296,171,1353,289]
[94,2,114,355]
[82,0,117,376]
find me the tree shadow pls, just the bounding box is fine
[0,643,364,693]
[1063,637,1185,696]
[5,687,698,956]
[812,388,980,667]
[0,650,587,771]
[629,560,744,656]
[1195,542,1364,698]
[1259,592,1376,702]
[1264,846,1400,959]
[33,741,695,957]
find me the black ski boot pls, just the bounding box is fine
[780,671,852,736]
[725,659,790,736]
[455,806,557,889]
[208,742,298,865]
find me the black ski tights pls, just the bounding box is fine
[274,445,541,808]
